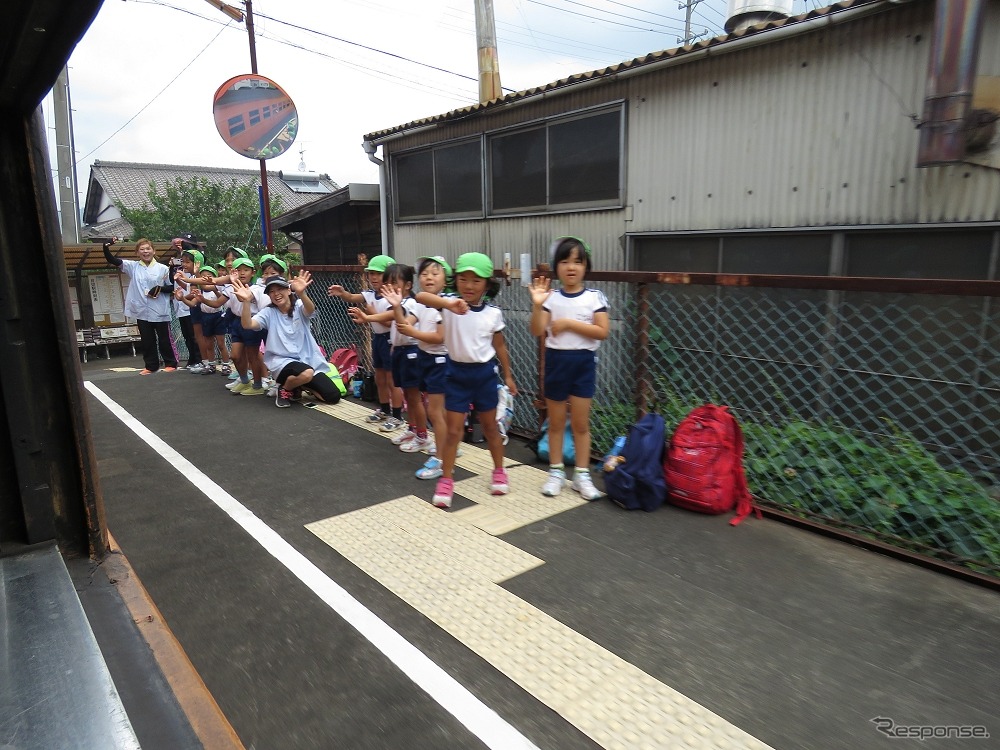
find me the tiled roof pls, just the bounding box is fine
[363,0,880,142]
[82,160,340,233]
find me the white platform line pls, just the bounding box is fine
[85,382,539,750]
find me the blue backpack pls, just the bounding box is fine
[535,418,576,464]
[603,413,667,511]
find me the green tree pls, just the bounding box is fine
[118,176,294,265]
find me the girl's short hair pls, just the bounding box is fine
[417,257,454,292]
[484,277,501,302]
[551,236,592,273]
[382,263,414,288]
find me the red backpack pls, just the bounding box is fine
[663,405,757,526]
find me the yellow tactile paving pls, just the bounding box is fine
[452,465,587,531]
[307,497,773,750]
[305,398,772,748]
[307,496,543,584]
[312,400,517,467]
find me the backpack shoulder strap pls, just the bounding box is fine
[728,414,761,526]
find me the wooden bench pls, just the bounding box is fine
[77,329,97,362]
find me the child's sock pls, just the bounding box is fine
[550,463,565,472]
[575,468,591,478]
[392,406,403,420]
[253,378,262,388]
[380,402,390,415]
[240,373,251,384]
[415,429,428,439]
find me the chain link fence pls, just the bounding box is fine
[288,267,999,578]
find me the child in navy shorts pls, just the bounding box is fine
[225,257,268,395]
[328,255,404,428]
[417,253,518,509]
[529,236,610,501]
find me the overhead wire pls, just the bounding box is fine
[75,17,231,166]
[525,0,688,34]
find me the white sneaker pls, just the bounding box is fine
[571,472,604,501]
[366,409,387,423]
[188,362,206,373]
[380,417,404,432]
[392,429,416,446]
[542,469,567,497]
[400,435,429,453]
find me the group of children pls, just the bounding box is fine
[104,233,610,507]
[327,236,609,508]
[104,235,342,408]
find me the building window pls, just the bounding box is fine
[489,106,622,214]
[394,139,483,221]
[391,105,623,222]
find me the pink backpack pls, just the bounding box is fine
[328,346,359,381]
[663,405,756,526]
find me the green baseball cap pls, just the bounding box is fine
[454,252,493,279]
[416,255,453,279]
[226,246,249,259]
[183,248,204,265]
[231,257,255,270]
[548,236,592,262]
[259,254,289,274]
[199,265,217,276]
[365,255,395,273]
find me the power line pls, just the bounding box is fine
[525,0,687,34]
[252,11,516,93]
[75,18,229,166]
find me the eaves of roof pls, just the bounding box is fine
[363,0,886,143]
[272,183,380,229]
[84,160,340,217]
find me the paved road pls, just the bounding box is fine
[82,359,999,750]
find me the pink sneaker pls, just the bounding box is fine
[432,478,454,509]
[490,468,509,495]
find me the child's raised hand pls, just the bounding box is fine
[380,284,403,307]
[529,276,552,305]
[290,270,312,293]
[230,277,254,303]
[347,306,368,325]
[327,283,345,298]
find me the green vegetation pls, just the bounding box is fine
[118,176,294,267]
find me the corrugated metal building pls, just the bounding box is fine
[364,0,1000,279]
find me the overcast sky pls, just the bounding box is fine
[45,0,812,210]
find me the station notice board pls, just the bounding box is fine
[88,274,127,327]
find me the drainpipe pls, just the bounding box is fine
[362,140,389,256]
[916,0,987,166]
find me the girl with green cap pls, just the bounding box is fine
[416,252,518,508]
[328,255,405,428]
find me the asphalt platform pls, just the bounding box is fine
[80,355,999,750]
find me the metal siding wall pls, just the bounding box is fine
[628,2,1000,230]
[385,1,1000,271]
[392,210,628,272]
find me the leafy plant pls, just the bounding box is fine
[118,176,290,263]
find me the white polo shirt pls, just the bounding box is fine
[443,302,505,364]
[542,288,608,351]
[120,258,172,323]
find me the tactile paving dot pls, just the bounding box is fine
[305,405,772,749]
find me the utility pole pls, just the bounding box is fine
[204,0,274,251]
[677,0,709,45]
[52,65,80,244]
[474,0,502,103]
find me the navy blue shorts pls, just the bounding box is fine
[372,332,391,370]
[188,305,203,325]
[391,345,421,390]
[200,312,226,337]
[445,361,500,414]
[544,348,598,401]
[418,350,448,395]
[229,316,266,347]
